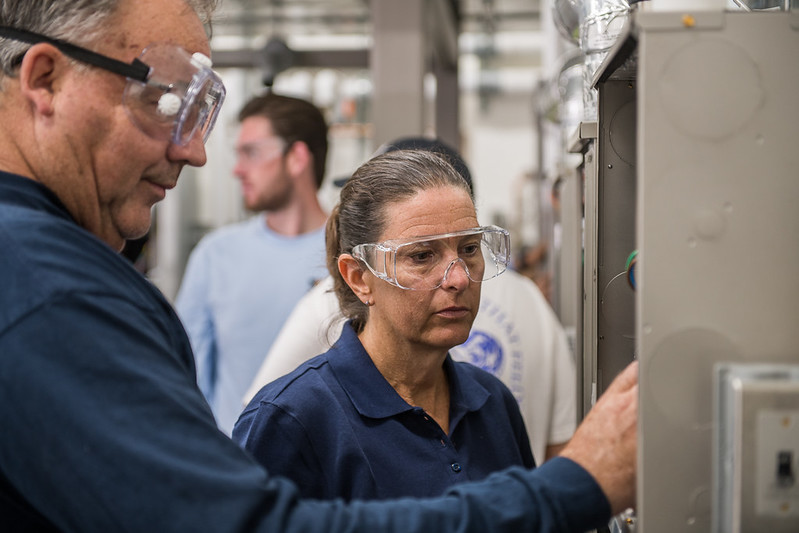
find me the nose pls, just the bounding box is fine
[167,132,207,167]
[440,258,471,289]
[232,157,248,179]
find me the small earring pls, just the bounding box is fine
[363,299,373,306]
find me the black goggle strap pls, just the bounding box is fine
[0,26,150,82]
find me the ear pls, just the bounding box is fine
[285,140,312,177]
[338,253,372,304]
[18,43,65,117]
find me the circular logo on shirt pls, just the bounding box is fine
[455,330,503,374]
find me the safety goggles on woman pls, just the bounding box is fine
[0,26,226,146]
[351,225,511,291]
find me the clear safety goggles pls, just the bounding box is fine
[0,27,226,146]
[122,43,226,145]
[351,225,511,291]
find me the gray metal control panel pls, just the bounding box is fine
[584,9,799,532]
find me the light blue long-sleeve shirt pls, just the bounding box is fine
[175,215,327,433]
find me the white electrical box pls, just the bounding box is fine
[714,364,799,533]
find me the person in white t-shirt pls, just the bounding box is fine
[243,137,577,463]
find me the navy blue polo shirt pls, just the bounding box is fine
[234,322,535,501]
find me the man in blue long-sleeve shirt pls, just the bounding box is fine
[0,1,638,531]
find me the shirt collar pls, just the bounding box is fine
[0,171,73,221]
[326,322,491,422]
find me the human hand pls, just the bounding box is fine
[559,360,638,515]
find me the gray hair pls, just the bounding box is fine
[325,149,473,333]
[0,0,219,79]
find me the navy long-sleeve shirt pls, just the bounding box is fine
[0,171,611,533]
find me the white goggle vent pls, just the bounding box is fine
[157,92,182,117]
[191,52,213,69]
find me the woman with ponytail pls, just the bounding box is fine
[234,149,533,501]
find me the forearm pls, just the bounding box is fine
[266,460,610,533]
